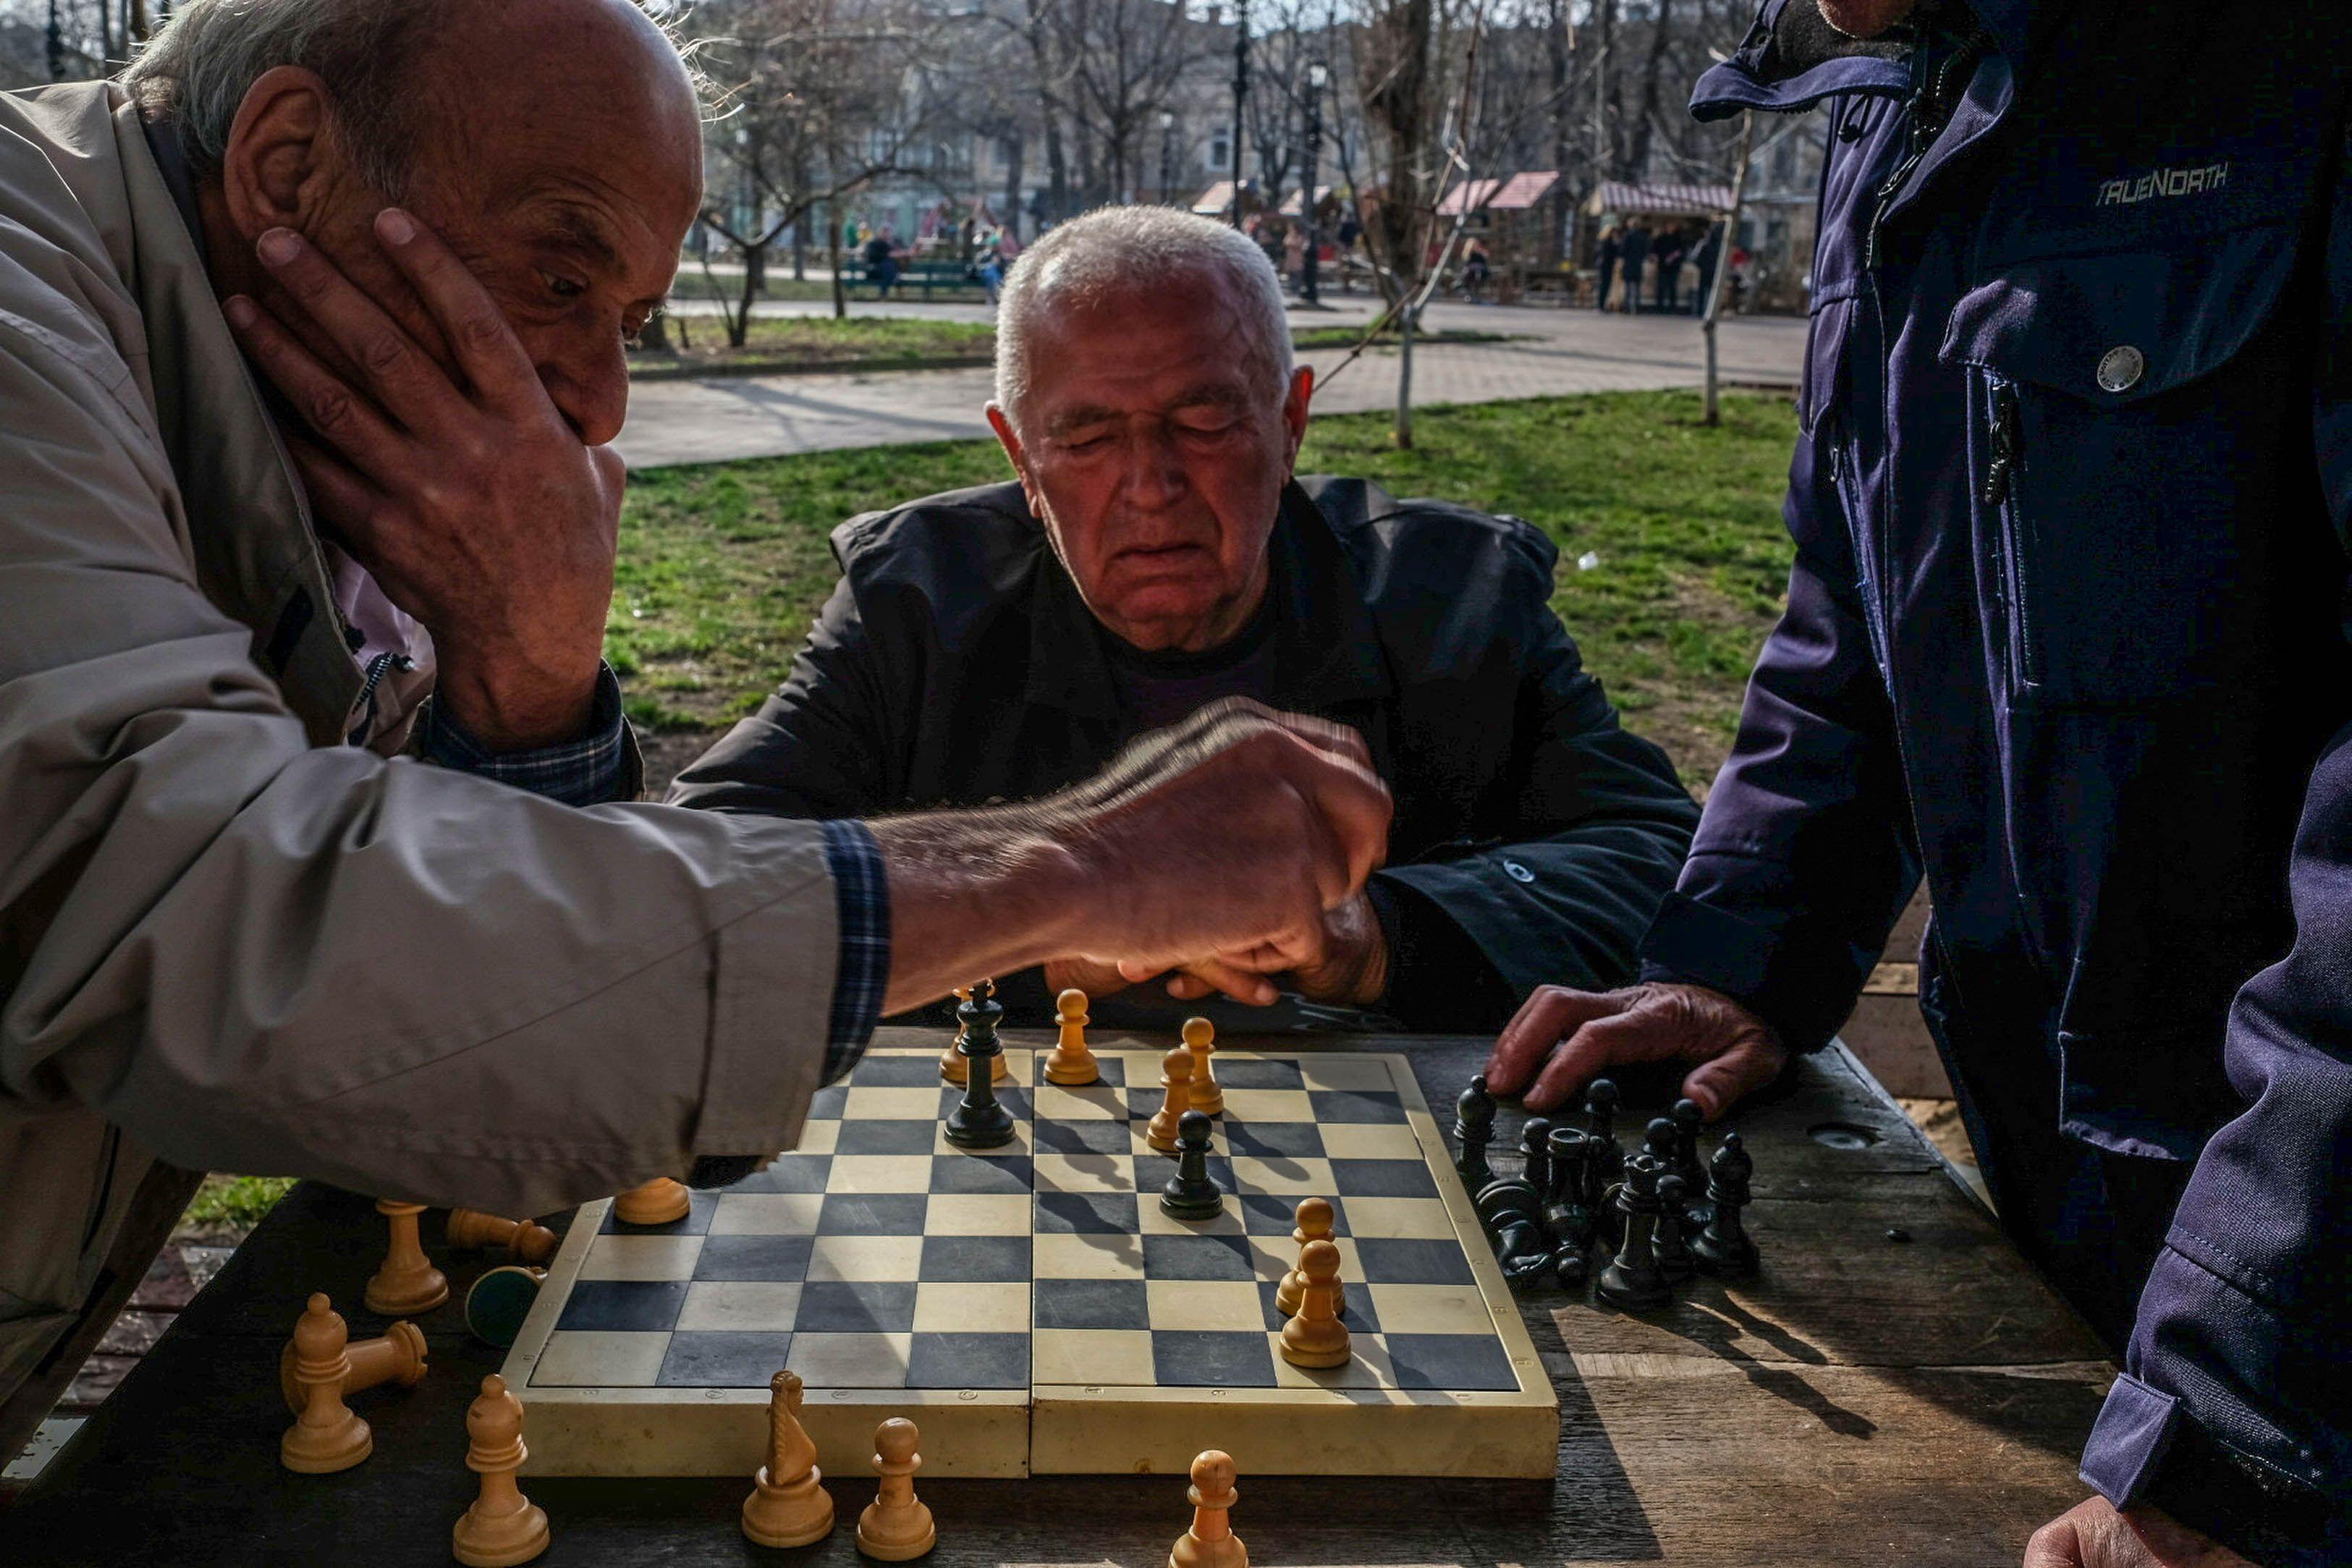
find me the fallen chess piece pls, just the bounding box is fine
[1170,1449,1248,1568]
[856,1417,936,1561]
[1043,987,1099,1085]
[1691,1131,1760,1278]
[1183,1016,1224,1114]
[280,1294,377,1474]
[612,1177,691,1227]
[1473,1179,1554,1287]
[279,1294,426,1412]
[452,1374,550,1567]
[447,1208,558,1266]
[1279,1238,1352,1367]
[743,1369,835,1548]
[1159,1109,1224,1220]
[464,1265,548,1349]
[365,1198,449,1315]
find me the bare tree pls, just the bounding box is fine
[1059,0,1211,205]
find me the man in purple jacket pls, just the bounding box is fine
[1486,1,2350,1565]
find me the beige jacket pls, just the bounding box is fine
[0,82,844,1459]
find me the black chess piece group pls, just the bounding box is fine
[1457,1074,1759,1315]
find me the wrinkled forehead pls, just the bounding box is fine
[1023,270,1281,415]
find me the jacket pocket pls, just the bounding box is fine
[1940,224,2307,708]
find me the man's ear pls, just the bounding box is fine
[218,65,340,240]
[1280,365,1314,472]
[986,402,1044,514]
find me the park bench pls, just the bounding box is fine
[868,257,991,300]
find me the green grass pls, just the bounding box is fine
[612,389,1798,782]
[179,1174,297,1237]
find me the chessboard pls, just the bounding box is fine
[500,1035,1556,1479]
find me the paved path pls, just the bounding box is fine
[616,302,1809,470]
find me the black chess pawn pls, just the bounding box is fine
[1653,1174,1696,1283]
[1453,1075,1498,1189]
[1594,1156,1672,1313]
[944,980,1016,1149]
[1692,1131,1759,1278]
[1518,1117,1554,1224]
[1159,1110,1224,1219]
[1670,1099,1707,1190]
[1583,1078,1624,1206]
[1643,1115,1678,1172]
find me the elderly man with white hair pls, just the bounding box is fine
[0,2,1397,1465]
[672,206,1701,1031]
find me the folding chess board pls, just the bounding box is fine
[502,1039,1557,1479]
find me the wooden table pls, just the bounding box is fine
[0,1035,2112,1566]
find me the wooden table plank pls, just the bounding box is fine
[0,1033,2112,1566]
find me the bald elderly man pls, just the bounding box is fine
[0,1,1391,1462]
[672,207,1701,1031]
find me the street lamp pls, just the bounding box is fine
[1300,61,1327,305]
[1230,0,1249,228]
[1159,110,1177,206]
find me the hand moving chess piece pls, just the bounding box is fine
[1692,1130,1760,1278]
[941,983,1009,1086]
[944,978,1017,1149]
[743,1369,835,1548]
[365,1198,449,1315]
[280,1294,374,1473]
[447,1209,558,1266]
[1146,1041,1196,1153]
[1183,1017,1223,1114]
[452,1375,550,1567]
[855,1417,936,1561]
[613,1177,691,1226]
[1595,1156,1672,1314]
[1278,1238,1351,1368]
[1275,1196,1345,1318]
[1044,987,1100,1085]
[279,1297,427,1412]
[1169,1449,1248,1568]
[1159,1109,1224,1219]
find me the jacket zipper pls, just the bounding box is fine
[1864,27,1985,270]
[345,650,418,747]
[1980,377,2038,688]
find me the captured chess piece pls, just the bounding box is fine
[1169,1449,1248,1568]
[1670,1098,1709,1195]
[1453,1075,1497,1189]
[1474,1179,1554,1286]
[1543,1125,1596,1283]
[1692,1131,1760,1278]
[613,1177,691,1227]
[1146,1041,1196,1153]
[452,1374,550,1567]
[465,1265,547,1350]
[942,983,1010,1087]
[1183,1017,1223,1115]
[1160,1109,1224,1220]
[944,978,1017,1149]
[279,1294,426,1412]
[1643,1116,1678,1175]
[280,1294,376,1473]
[1044,987,1101,1085]
[447,1209,558,1266]
[1520,1116,1554,1205]
[1276,1196,1345,1318]
[1279,1238,1352,1367]
[855,1416,936,1561]
[1595,1156,1673,1314]
[1654,1174,1697,1283]
[743,1369,836,1548]
[1582,1078,1624,1204]
[365,1198,449,1316]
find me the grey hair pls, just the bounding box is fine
[994,205,1293,431]
[122,0,456,195]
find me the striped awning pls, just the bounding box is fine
[1587,179,1735,216]
[1487,171,1560,211]
[1277,184,1334,216]
[1192,180,1239,215]
[1435,177,1502,216]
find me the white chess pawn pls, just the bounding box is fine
[452,1375,550,1567]
[1044,987,1100,1085]
[1183,1017,1223,1115]
[1146,1043,1196,1153]
[1279,1239,1352,1368]
[742,1370,835,1547]
[364,1198,449,1315]
[1274,1197,1345,1318]
[1169,1449,1248,1568]
[855,1417,936,1561]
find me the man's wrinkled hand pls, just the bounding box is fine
[1484,980,1786,1117]
[2024,1498,2254,1568]
[1139,889,1390,1009]
[223,208,619,750]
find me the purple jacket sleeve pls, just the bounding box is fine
[1637,420,1921,1049]
[2078,130,2352,1561]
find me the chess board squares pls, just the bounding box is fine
[925,1194,1032,1236]
[1250,1277,1379,1335]
[530,1330,670,1387]
[928,1153,1034,1195]
[1030,1082,1128,1123]
[659,1330,797,1387]
[694,1234,815,1281]
[1327,1159,1441,1198]
[1193,1055,1301,1089]
[1355,1283,1494,1338]
[1034,1278,1148,1330]
[1140,1234,1258,1281]
[928,1121,1036,1157]
[1032,1328,1154,1386]
[1334,1197,1453,1238]
[1224,1155,1338,1195]
[1221,1119,1326,1160]
[1243,1234,1363,1287]
[556,1280,688,1332]
[1261,1332,1397,1391]
[919,1234,1031,1281]
[1291,1056,1401,1093]
[1308,1088,1410,1124]
[708,1193,826,1236]
[1317,1122,1425,1161]
[807,1235,924,1282]
[1030,1116,1139,1157]
[578,1235,703,1281]
[1144,1279,1263,1329]
[824,1156,938,1194]
[795,1281,918,1333]
[1371,1334,1520,1391]
[906,1332,1028,1390]
[1033,1191,1141,1237]
[787,1331,914,1389]
[675,1281,802,1331]
[847,1051,966,1086]
[1032,1230,1145,1282]
[912,1281,1030,1334]
[1032,1150,1135,1196]
[1151,1330,1277,1386]
[726,1154,832,1194]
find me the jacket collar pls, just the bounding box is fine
[1692,0,2033,119]
[1023,480,1395,721]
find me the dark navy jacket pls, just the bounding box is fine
[1645,1,2349,1555]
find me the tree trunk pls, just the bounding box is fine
[732,245,758,348]
[1545,0,1571,266]
[1395,303,1416,449]
[1626,0,1676,183]
[1004,130,1025,240]
[1702,111,1755,428]
[828,198,847,321]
